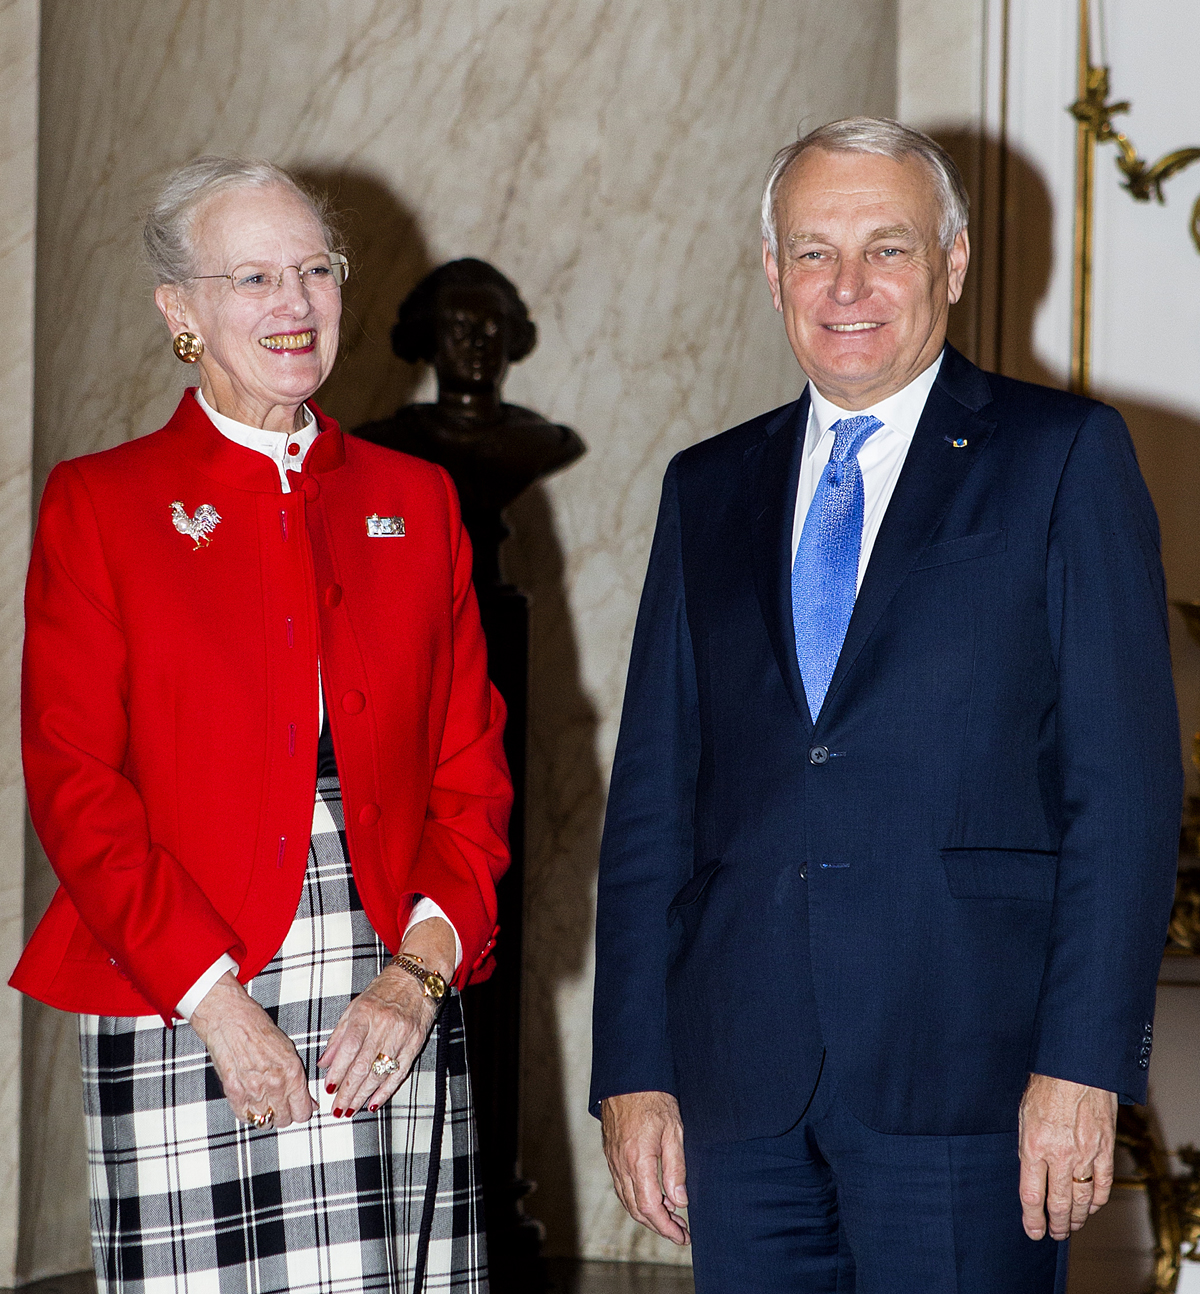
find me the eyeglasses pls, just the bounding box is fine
[190,252,349,298]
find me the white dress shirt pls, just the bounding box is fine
[791,354,943,588]
[176,391,461,1020]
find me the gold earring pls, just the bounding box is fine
[173,332,204,363]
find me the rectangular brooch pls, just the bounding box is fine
[366,514,405,537]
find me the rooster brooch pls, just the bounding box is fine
[170,501,222,550]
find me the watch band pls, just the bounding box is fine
[390,952,447,1000]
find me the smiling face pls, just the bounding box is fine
[155,183,341,432]
[763,148,969,409]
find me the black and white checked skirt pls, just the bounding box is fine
[79,776,487,1293]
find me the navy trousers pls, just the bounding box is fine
[684,1072,1068,1293]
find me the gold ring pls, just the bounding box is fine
[1072,1174,1094,1184]
[250,1107,275,1130]
[371,1052,400,1077]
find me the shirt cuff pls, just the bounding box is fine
[176,953,240,1021]
[404,897,463,975]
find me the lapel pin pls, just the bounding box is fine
[171,501,221,550]
[944,437,969,449]
[366,514,405,537]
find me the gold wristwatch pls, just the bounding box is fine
[390,952,447,1001]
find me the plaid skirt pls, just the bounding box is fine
[79,776,487,1293]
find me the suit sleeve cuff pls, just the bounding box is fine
[404,897,463,975]
[176,953,240,1021]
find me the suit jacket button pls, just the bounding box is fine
[799,862,808,880]
[808,746,829,765]
[325,584,342,607]
[358,803,380,826]
[302,477,320,500]
[342,690,365,713]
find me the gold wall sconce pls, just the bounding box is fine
[1067,0,1200,393]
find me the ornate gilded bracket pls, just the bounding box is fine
[1067,0,1200,395]
[1068,63,1200,254]
[1116,1104,1200,1294]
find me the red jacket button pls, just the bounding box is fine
[358,803,381,826]
[325,584,342,607]
[342,690,365,713]
[303,477,320,500]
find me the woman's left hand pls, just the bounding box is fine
[317,916,456,1116]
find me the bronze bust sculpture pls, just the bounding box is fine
[354,260,583,1279]
[353,258,585,588]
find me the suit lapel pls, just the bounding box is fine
[746,393,813,732]
[820,347,996,718]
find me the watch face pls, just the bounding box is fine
[426,972,447,1000]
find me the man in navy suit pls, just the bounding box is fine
[590,118,1181,1291]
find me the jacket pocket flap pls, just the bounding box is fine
[940,848,1057,901]
[912,528,1007,571]
[668,859,722,913]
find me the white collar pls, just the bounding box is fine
[805,351,944,446]
[194,388,319,491]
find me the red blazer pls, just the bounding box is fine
[11,393,512,1021]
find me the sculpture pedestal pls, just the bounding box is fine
[462,583,545,1291]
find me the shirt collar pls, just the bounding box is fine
[805,351,944,450]
[194,388,319,491]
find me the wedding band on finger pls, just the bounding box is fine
[371,1052,400,1078]
[1071,1174,1094,1184]
[248,1108,275,1130]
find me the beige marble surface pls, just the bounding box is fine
[897,0,986,128]
[0,0,39,1284]
[30,0,897,1264]
[895,0,1000,366]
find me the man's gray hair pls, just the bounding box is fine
[760,117,969,259]
[144,156,340,285]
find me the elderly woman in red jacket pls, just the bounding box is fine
[12,157,510,1293]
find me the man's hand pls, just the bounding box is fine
[1018,1073,1117,1241]
[601,1091,690,1244]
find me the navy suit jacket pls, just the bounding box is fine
[590,345,1182,1143]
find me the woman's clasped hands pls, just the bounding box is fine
[190,916,455,1128]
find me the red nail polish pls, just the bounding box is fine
[332,1108,343,1117]
[326,1083,336,1094]
[368,1103,378,1112]
[346,1108,355,1117]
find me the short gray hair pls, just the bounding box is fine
[144,156,340,285]
[760,117,969,259]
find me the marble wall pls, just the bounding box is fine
[0,0,39,1286]
[15,0,898,1273]
[896,0,997,366]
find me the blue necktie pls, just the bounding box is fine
[792,415,882,723]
